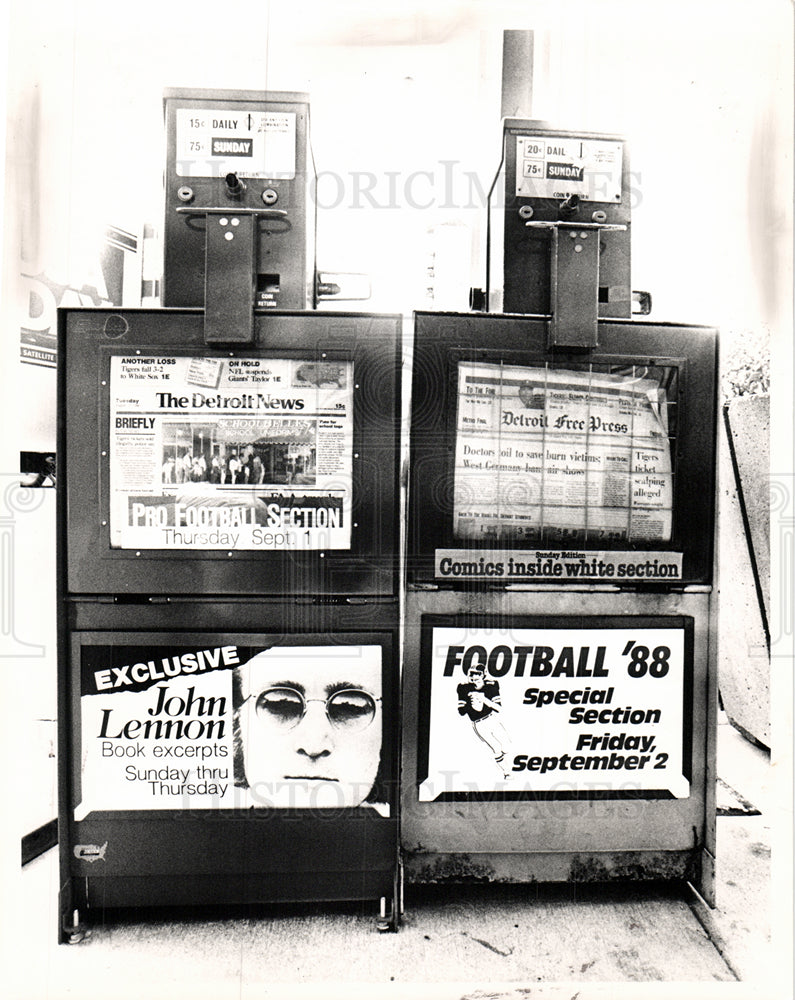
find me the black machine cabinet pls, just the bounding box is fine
[161,89,315,311]
[59,616,400,938]
[57,307,402,941]
[488,120,632,319]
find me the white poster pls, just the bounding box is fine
[109,355,354,551]
[419,623,689,801]
[78,642,386,816]
[453,362,674,544]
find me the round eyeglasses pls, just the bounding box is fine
[250,687,380,732]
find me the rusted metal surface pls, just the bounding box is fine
[568,850,698,884]
[404,849,699,886]
[407,852,499,884]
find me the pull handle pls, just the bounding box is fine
[316,271,372,302]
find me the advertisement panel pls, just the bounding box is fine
[109,355,353,551]
[77,640,388,817]
[417,618,691,801]
[434,549,684,583]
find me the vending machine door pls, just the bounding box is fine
[407,312,718,587]
[60,308,401,598]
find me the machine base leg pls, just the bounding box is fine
[377,861,403,933]
[63,908,92,945]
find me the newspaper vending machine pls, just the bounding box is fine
[402,119,719,903]
[57,308,402,940]
[57,90,402,944]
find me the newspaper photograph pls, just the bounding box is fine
[453,361,674,544]
[109,355,354,550]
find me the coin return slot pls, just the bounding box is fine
[257,274,281,297]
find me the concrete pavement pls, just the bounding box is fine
[5,716,782,1000]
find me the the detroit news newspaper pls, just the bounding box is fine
[109,355,353,550]
[454,361,673,543]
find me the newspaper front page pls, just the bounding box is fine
[453,362,673,544]
[109,355,354,550]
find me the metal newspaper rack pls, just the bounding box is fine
[58,90,403,942]
[402,311,718,900]
[57,90,402,945]
[402,118,718,903]
[57,307,402,941]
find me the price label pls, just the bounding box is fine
[175,109,296,179]
[514,134,623,202]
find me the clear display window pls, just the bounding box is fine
[108,355,354,551]
[452,361,678,546]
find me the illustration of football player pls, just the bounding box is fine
[456,662,513,778]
